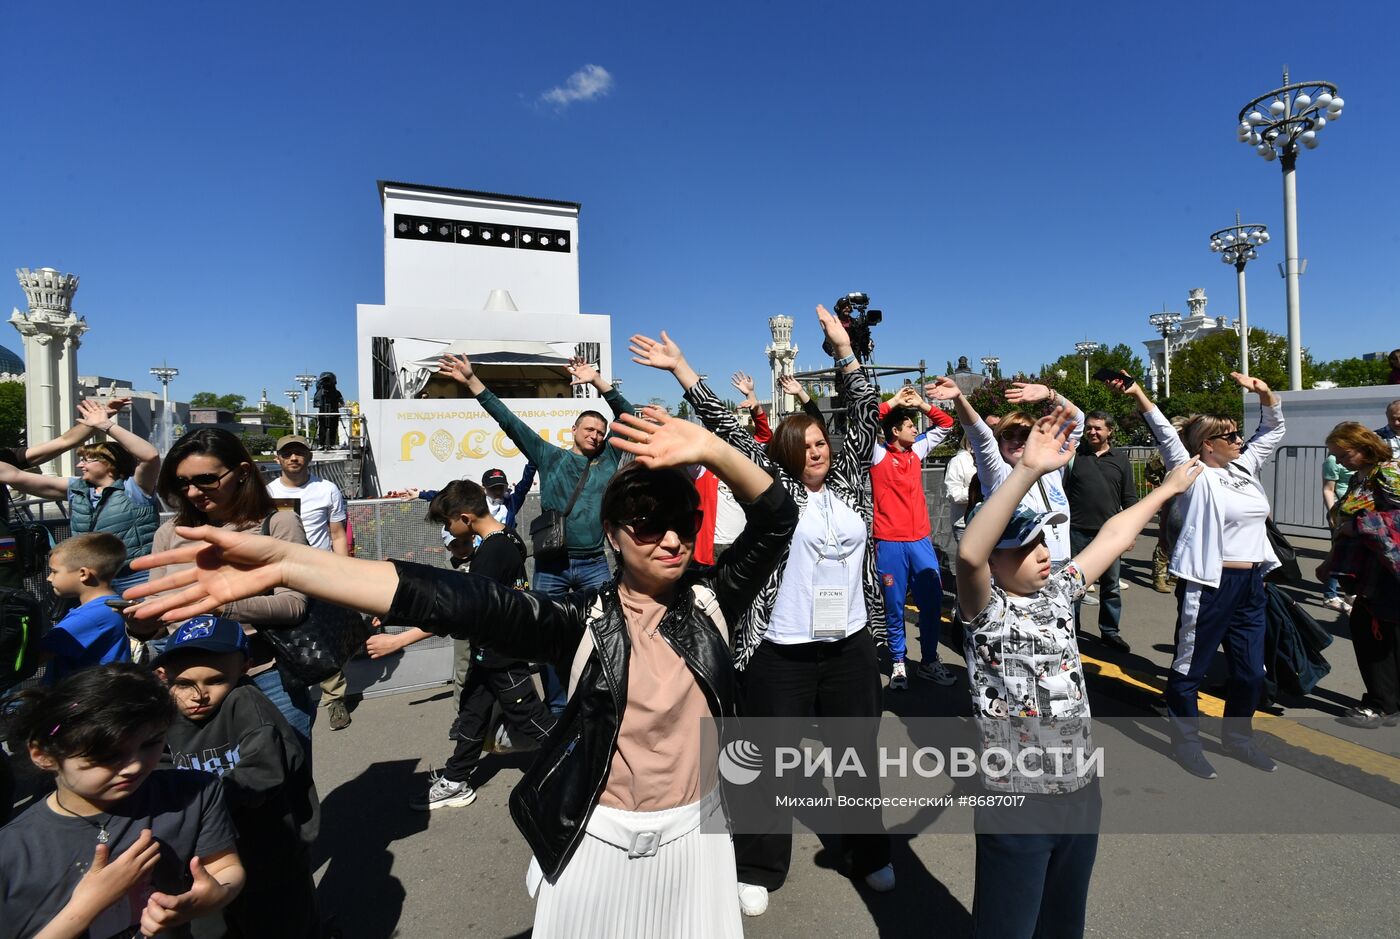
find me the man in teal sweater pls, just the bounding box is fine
[436,352,636,712]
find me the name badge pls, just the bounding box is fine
[811,560,849,639]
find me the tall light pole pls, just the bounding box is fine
[1148,310,1183,399]
[149,365,179,407]
[284,390,302,436]
[1073,341,1100,384]
[1209,213,1269,376]
[294,372,317,438]
[980,356,1000,379]
[1236,68,1344,389]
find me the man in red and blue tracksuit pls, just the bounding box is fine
[872,391,957,689]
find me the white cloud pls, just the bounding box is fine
[540,64,614,108]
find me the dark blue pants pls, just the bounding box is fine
[1069,529,1122,638]
[1166,566,1266,751]
[972,781,1101,939]
[876,537,943,663]
[532,552,611,713]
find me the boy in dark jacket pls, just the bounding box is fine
[155,615,321,938]
[367,480,558,811]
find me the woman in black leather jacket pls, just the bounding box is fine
[129,407,798,939]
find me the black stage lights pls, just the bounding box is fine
[393,214,570,253]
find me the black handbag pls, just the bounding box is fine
[257,515,373,687]
[1264,516,1303,585]
[529,459,593,562]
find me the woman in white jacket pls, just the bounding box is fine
[926,378,1083,568]
[1114,371,1284,780]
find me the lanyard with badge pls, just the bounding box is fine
[811,489,854,639]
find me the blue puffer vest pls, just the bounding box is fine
[66,478,160,575]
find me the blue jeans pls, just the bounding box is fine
[252,668,316,754]
[531,553,612,712]
[1323,576,1342,600]
[876,538,943,664]
[1069,529,1122,638]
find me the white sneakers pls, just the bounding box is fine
[1323,596,1353,614]
[739,865,895,917]
[737,882,769,917]
[889,661,909,690]
[863,864,896,892]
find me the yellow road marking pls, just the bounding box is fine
[905,605,1400,786]
[1080,652,1400,787]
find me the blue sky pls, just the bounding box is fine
[6,1,1398,410]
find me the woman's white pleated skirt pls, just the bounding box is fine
[526,787,742,938]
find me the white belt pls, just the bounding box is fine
[525,788,726,897]
[584,787,724,858]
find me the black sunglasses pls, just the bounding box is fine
[620,510,705,545]
[174,468,234,491]
[1209,431,1243,444]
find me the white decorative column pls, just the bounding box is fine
[9,268,88,475]
[1186,287,1208,320]
[765,315,798,414]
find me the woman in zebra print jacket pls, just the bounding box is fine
[629,304,895,913]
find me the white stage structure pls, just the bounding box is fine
[356,182,613,495]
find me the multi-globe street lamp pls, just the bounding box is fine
[149,365,179,407]
[980,356,1000,379]
[1209,213,1269,377]
[1148,311,1183,399]
[284,390,303,434]
[1236,68,1344,390]
[1073,341,1100,384]
[295,372,317,438]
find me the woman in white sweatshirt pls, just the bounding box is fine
[1114,371,1285,780]
[926,379,1083,569]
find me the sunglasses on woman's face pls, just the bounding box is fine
[620,510,705,545]
[175,468,234,491]
[1209,431,1243,444]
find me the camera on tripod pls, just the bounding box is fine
[823,292,882,360]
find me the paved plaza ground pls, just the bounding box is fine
[8,531,1400,937]
[306,531,1400,938]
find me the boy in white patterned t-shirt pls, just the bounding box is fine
[956,406,1200,939]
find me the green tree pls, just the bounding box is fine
[1040,342,1146,388]
[1161,327,1312,420]
[189,392,247,411]
[0,382,24,447]
[261,403,294,430]
[1313,356,1390,387]
[241,433,276,455]
[676,400,692,420]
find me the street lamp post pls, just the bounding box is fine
[1148,310,1183,399]
[1073,341,1100,384]
[284,390,303,434]
[1236,68,1344,390]
[1209,212,1269,376]
[980,356,1000,380]
[149,365,179,407]
[294,372,317,439]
